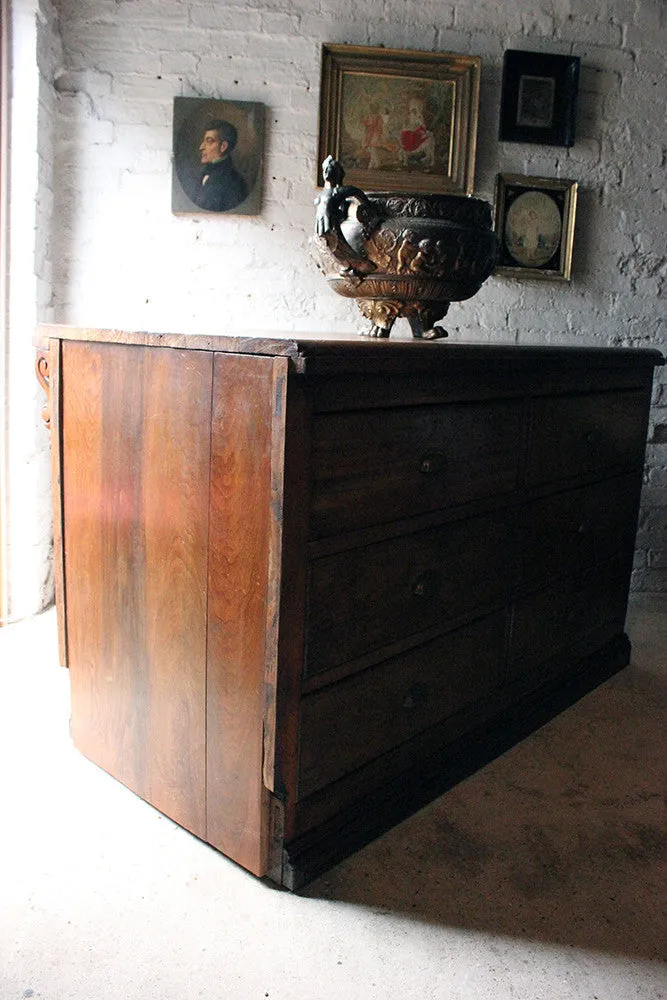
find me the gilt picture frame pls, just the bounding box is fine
[499,50,580,147]
[494,173,578,281]
[171,97,264,216]
[317,43,481,195]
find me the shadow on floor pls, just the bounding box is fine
[304,658,667,961]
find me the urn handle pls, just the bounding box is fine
[314,156,379,275]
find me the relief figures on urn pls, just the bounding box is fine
[172,97,264,216]
[312,158,497,339]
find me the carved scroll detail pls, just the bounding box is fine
[35,348,52,430]
[357,299,404,337]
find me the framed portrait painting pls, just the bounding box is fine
[494,173,578,281]
[317,44,481,195]
[172,97,264,215]
[499,50,580,147]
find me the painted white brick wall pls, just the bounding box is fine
[3,0,60,621]
[25,0,665,599]
[36,0,60,321]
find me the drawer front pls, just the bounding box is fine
[299,611,507,799]
[310,400,522,537]
[509,564,630,679]
[519,474,641,592]
[306,510,514,677]
[526,389,649,487]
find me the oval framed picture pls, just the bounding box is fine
[171,97,264,216]
[493,173,578,281]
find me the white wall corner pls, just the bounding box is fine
[2,0,61,622]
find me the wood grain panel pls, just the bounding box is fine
[309,362,660,412]
[299,611,506,798]
[47,341,68,667]
[310,399,522,536]
[306,510,515,676]
[509,559,631,680]
[526,389,651,487]
[261,367,312,849]
[519,473,642,593]
[63,341,212,838]
[206,353,281,876]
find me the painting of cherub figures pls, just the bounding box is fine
[399,95,435,169]
[361,103,394,169]
[339,73,454,176]
[317,45,481,195]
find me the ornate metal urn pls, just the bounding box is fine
[313,157,498,339]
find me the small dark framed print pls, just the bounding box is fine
[499,50,580,147]
[494,173,578,281]
[172,97,264,215]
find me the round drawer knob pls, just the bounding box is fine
[418,450,446,475]
[411,571,440,600]
[402,682,429,711]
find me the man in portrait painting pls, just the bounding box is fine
[194,119,249,212]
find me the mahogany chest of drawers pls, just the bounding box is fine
[36,328,662,889]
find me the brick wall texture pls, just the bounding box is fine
[47,0,665,588]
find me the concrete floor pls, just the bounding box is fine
[1,597,665,1000]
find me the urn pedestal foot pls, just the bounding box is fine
[357,298,449,340]
[360,324,392,339]
[407,302,450,340]
[358,299,401,339]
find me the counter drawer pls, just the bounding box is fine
[306,510,514,677]
[298,611,507,799]
[526,390,649,487]
[508,565,630,679]
[310,399,522,537]
[519,474,641,591]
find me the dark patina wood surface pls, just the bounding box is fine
[37,325,662,888]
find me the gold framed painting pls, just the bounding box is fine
[317,43,481,195]
[494,173,578,281]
